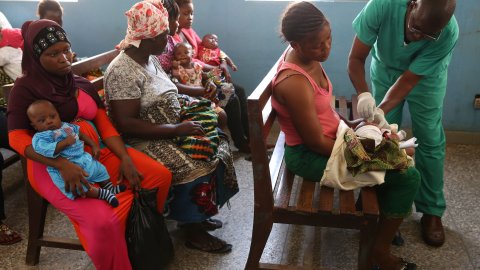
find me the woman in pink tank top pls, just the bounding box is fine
[274,2,420,270]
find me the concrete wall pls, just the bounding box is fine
[1,0,479,132]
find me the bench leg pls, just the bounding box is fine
[358,217,378,270]
[25,179,48,265]
[245,212,273,270]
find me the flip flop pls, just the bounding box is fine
[371,258,417,270]
[178,218,223,231]
[0,223,22,245]
[185,239,232,254]
[201,218,223,231]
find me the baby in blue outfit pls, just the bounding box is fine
[27,100,125,207]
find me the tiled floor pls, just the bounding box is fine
[0,144,479,270]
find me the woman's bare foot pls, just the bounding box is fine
[183,223,232,253]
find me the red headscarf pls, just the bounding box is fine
[117,0,169,50]
[7,19,102,131]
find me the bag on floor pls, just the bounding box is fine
[126,188,174,270]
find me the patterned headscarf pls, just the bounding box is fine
[32,24,68,57]
[117,0,169,50]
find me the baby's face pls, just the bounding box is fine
[202,34,218,50]
[173,45,193,66]
[28,103,62,132]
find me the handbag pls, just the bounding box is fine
[125,188,174,270]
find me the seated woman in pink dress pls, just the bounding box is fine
[7,19,172,269]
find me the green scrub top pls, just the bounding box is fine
[352,0,459,88]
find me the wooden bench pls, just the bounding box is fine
[1,49,118,265]
[245,55,380,270]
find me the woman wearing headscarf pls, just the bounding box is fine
[104,0,238,254]
[7,19,172,269]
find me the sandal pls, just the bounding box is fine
[201,218,223,231]
[178,218,223,231]
[372,258,417,270]
[0,223,22,245]
[185,238,232,254]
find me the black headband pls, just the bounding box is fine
[32,25,69,57]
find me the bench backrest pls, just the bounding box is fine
[71,49,119,76]
[2,49,117,104]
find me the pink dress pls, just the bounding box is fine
[198,46,221,66]
[174,62,203,86]
[24,91,172,270]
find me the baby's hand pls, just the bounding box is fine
[230,63,238,72]
[204,81,217,100]
[385,132,400,141]
[64,135,76,146]
[209,67,222,77]
[91,143,101,160]
[172,60,180,69]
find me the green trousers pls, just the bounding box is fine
[371,60,447,217]
[285,145,420,218]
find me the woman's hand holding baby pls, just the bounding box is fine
[118,156,143,191]
[175,121,205,136]
[220,61,232,82]
[203,80,218,101]
[90,143,101,160]
[57,157,90,198]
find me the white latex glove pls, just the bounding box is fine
[373,108,390,130]
[357,92,376,121]
[389,124,399,133]
[397,130,407,141]
[399,137,418,149]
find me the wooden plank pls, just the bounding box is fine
[351,94,359,119]
[270,133,286,188]
[39,236,83,250]
[275,166,295,209]
[71,50,119,76]
[2,83,20,170]
[91,76,104,91]
[360,187,379,215]
[3,154,20,168]
[259,263,324,270]
[296,180,316,213]
[248,56,281,109]
[262,98,277,142]
[338,96,348,119]
[339,190,356,215]
[317,186,334,213]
